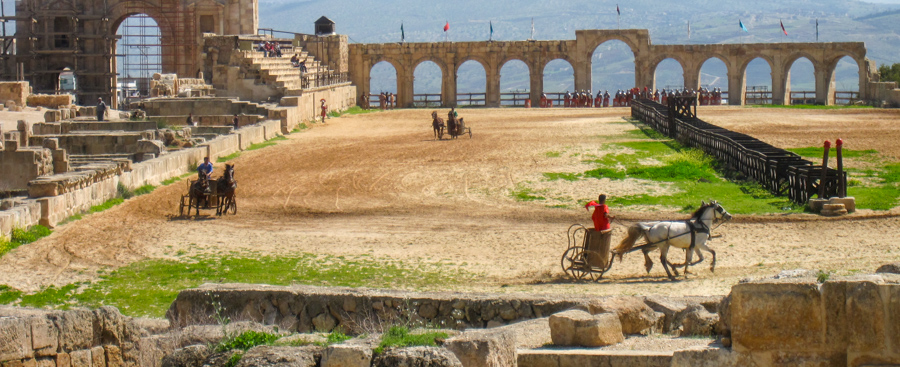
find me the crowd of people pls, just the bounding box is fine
[538,87,724,108]
[358,92,397,110]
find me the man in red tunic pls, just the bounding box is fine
[585,193,613,231]
[320,99,327,123]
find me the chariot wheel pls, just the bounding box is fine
[467,129,472,139]
[179,196,188,217]
[560,246,589,280]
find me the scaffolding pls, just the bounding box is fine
[116,14,161,105]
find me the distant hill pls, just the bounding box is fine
[258,0,900,94]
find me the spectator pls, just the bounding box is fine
[96,98,107,121]
[232,114,239,129]
[187,113,196,127]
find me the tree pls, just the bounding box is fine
[879,63,900,84]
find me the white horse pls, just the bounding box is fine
[612,200,732,280]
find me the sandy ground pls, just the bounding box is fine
[2,107,900,297]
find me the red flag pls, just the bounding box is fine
[443,22,449,32]
[780,20,787,36]
[616,5,620,15]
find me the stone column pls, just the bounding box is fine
[443,66,458,108]
[728,63,745,106]
[683,63,701,91]
[574,55,591,92]
[772,65,788,105]
[398,67,414,108]
[351,61,370,108]
[634,56,654,90]
[816,66,834,105]
[486,65,501,108]
[529,61,544,106]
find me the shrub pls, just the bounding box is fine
[214,331,280,353]
[374,326,448,354]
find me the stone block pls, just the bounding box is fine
[730,281,824,352]
[671,346,757,367]
[69,350,91,367]
[236,346,320,367]
[44,110,61,123]
[0,317,33,361]
[679,305,719,337]
[55,352,70,367]
[94,306,126,346]
[876,263,900,274]
[41,138,58,150]
[90,346,105,367]
[52,309,94,352]
[103,346,123,367]
[312,312,336,332]
[549,310,624,347]
[372,347,462,367]
[30,316,58,357]
[588,297,659,335]
[885,284,900,353]
[321,344,372,367]
[444,328,516,367]
[160,345,209,367]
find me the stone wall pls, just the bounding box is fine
[0,142,53,192]
[867,80,900,107]
[280,84,357,127]
[0,305,172,367]
[0,81,30,108]
[721,274,900,366]
[29,133,146,155]
[0,199,41,236]
[26,94,74,109]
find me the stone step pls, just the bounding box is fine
[518,349,672,367]
[822,203,846,211]
[821,208,849,217]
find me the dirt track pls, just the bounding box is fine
[2,107,900,296]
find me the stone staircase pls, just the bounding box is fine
[239,46,335,97]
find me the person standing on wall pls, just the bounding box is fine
[96,98,107,121]
[320,99,328,123]
[232,114,240,130]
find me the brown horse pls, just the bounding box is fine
[431,111,445,140]
[188,173,210,216]
[216,164,237,215]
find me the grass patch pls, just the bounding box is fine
[246,136,288,151]
[787,147,879,159]
[751,104,873,110]
[162,173,193,186]
[322,330,352,345]
[88,198,124,214]
[328,106,378,118]
[1,254,474,318]
[217,152,242,163]
[215,331,280,352]
[544,151,562,158]
[510,186,546,202]
[374,326,448,354]
[291,123,310,133]
[0,225,53,257]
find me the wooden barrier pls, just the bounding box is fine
[631,99,845,205]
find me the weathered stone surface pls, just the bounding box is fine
[0,317,33,361]
[274,333,327,346]
[236,346,320,367]
[588,297,659,335]
[320,344,372,367]
[715,294,731,337]
[371,347,462,367]
[52,309,94,352]
[418,303,438,319]
[548,310,624,347]
[29,316,58,357]
[94,306,126,345]
[90,346,105,367]
[679,305,718,337]
[54,352,70,367]
[69,350,91,367]
[876,263,900,274]
[487,318,550,349]
[730,281,824,352]
[104,345,124,367]
[671,346,756,367]
[312,313,337,332]
[137,334,178,367]
[161,345,210,367]
[444,328,516,367]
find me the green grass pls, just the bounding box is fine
[217,152,242,163]
[787,147,879,159]
[162,173,193,186]
[328,106,379,118]
[215,331,281,352]
[291,123,310,133]
[0,225,53,257]
[246,136,288,151]
[0,254,474,318]
[750,104,873,110]
[89,198,125,214]
[374,326,448,354]
[510,186,546,201]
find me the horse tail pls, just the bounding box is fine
[612,225,643,260]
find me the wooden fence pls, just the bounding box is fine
[500,92,529,107]
[632,98,846,205]
[457,93,486,106]
[413,94,442,108]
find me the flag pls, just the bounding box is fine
[816,19,819,42]
[780,20,787,36]
[401,23,405,42]
[739,20,749,33]
[443,21,449,32]
[530,18,535,40]
[688,21,691,39]
[490,21,493,40]
[616,4,620,15]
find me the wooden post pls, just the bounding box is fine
[836,138,845,198]
[818,140,831,199]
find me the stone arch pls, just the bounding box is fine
[650,56,687,90]
[590,39,636,92]
[412,57,450,80]
[456,59,487,106]
[455,56,488,75]
[499,58,531,106]
[697,55,729,91]
[542,58,575,93]
[412,58,446,106]
[582,36,641,62]
[739,55,776,78]
[369,60,400,94]
[784,55,817,105]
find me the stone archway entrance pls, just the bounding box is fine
[7,0,257,108]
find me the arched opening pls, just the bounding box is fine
[788,57,816,105]
[832,56,860,105]
[414,60,443,108]
[456,60,486,107]
[543,59,574,107]
[499,59,529,106]
[59,68,76,92]
[115,14,162,106]
[369,61,397,109]
[744,58,773,105]
[654,58,684,91]
[591,40,635,94]
[699,57,728,105]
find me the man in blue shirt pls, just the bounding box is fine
[198,157,214,180]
